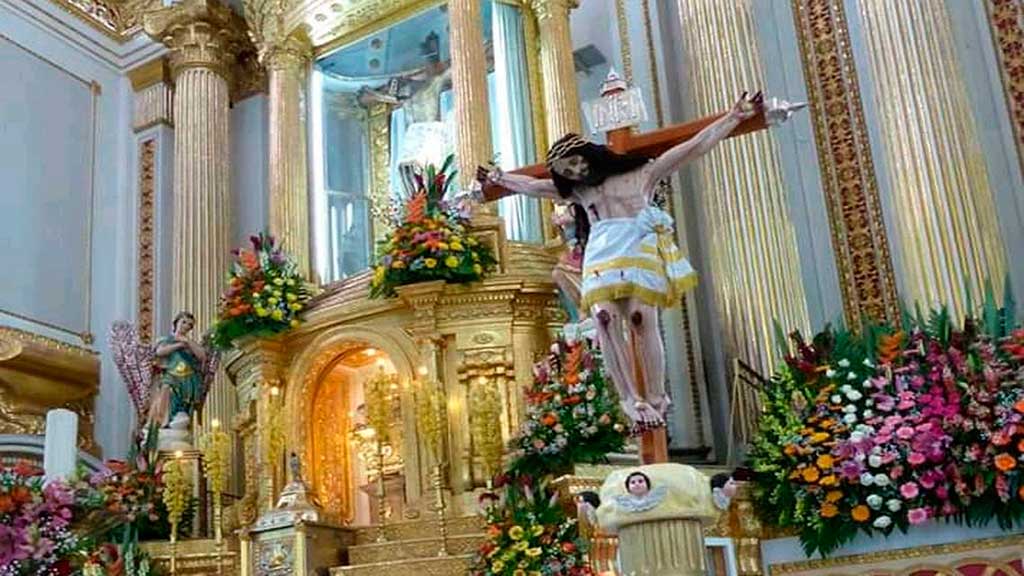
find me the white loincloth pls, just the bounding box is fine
[581,206,697,309]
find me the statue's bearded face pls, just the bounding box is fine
[551,154,590,182]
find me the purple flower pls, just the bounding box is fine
[896,426,915,440]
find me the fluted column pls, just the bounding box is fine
[677,0,811,375]
[855,0,1007,319]
[449,0,494,193]
[144,0,245,465]
[530,0,582,142]
[265,31,312,278]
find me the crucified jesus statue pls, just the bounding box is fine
[476,91,767,429]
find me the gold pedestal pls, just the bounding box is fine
[618,519,707,576]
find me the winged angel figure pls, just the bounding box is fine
[111,312,218,451]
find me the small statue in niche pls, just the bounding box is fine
[613,471,668,513]
[111,312,219,452]
[710,472,739,511]
[575,490,601,539]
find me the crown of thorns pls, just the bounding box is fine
[546,133,589,167]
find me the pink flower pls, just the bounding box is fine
[900,482,920,499]
[908,507,929,525]
[908,452,926,466]
[896,426,915,440]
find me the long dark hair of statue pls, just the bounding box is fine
[549,139,652,248]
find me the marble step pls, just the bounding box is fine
[351,515,483,545]
[348,534,482,565]
[330,554,474,576]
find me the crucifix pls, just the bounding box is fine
[476,73,803,464]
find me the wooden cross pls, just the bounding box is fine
[482,109,773,464]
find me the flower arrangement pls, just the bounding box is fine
[369,155,496,299]
[751,284,1024,556]
[471,477,593,576]
[506,335,627,479]
[0,462,80,576]
[211,233,313,350]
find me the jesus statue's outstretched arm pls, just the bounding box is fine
[642,91,764,197]
[475,166,563,201]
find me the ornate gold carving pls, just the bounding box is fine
[312,371,355,523]
[137,139,156,343]
[143,0,249,80]
[792,0,900,326]
[48,0,158,42]
[142,537,239,575]
[987,0,1024,177]
[769,534,1024,575]
[0,326,99,451]
[367,103,393,245]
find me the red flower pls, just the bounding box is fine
[561,541,577,554]
[0,494,14,513]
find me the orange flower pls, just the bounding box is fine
[1018,438,1024,453]
[540,413,559,427]
[10,486,30,504]
[826,490,843,503]
[0,494,13,513]
[1019,485,1024,502]
[801,466,821,483]
[783,444,798,457]
[995,453,1017,472]
[1015,399,1024,414]
[819,474,838,487]
[816,455,835,470]
[819,419,835,430]
[820,503,838,518]
[239,250,259,271]
[810,432,830,444]
[851,505,870,522]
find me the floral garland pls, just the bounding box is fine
[472,478,593,576]
[211,233,313,350]
[751,291,1024,556]
[505,336,627,479]
[369,155,496,299]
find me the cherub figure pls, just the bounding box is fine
[613,471,668,513]
[477,92,768,429]
[111,312,218,451]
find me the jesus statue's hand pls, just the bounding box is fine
[729,90,764,121]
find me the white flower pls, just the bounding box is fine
[841,384,852,393]
[863,358,875,368]
[838,359,851,368]
[850,431,865,442]
[868,454,883,468]
[872,515,892,529]
[855,453,866,462]
[867,494,883,509]
[831,395,842,404]
[862,379,874,388]
[870,445,882,454]
[846,390,863,401]
[860,472,875,486]
[847,372,858,381]
[844,413,858,424]
[826,369,837,379]
[887,499,902,512]
[866,399,874,407]
[864,409,874,419]
[844,405,858,413]
[873,474,890,487]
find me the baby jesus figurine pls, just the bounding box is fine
[477,91,770,429]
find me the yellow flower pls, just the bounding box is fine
[274,278,285,286]
[810,432,830,444]
[289,319,300,328]
[468,237,479,246]
[271,309,284,321]
[438,242,449,250]
[816,454,834,470]
[508,526,524,540]
[525,548,542,558]
[530,525,544,537]
[289,303,302,311]
[819,474,838,487]
[826,490,843,503]
[286,293,297,302]
[268,297,279,305]
[491,561,505,572]
[445,255,459,268]
[513,541,529,552]
[286,278,295,286]
[820,503,838,518]
[256,307,269,317]
[513,570,526,576]
[801,466,820,483]
[424,258,438,269]
[473,263,483,275]
[851,505,871,522]
[529,572,542,576]
[392,260,406,269]
[472,252,480,261]
[451,241,464,251]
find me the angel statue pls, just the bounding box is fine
[111,311,218,452]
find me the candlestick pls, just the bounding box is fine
[163,451,190,576]
[201,418,230,575]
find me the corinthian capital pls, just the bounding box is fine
[143,0,249,78]
[243,0,310,68]
[529,0,580,20]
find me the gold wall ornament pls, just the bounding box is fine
[137,139,157,343]
[47,0,158,42]
[311,371,354,523]
[468,377,504,481]
[855,0,1007,320]
[987,0,1024,178]
[791,0,900,328]
[0,326,99,451]
[676,0,811,375]
[367,103,394,245]
[529,0,583,142]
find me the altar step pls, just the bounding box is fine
[333,516,485,576]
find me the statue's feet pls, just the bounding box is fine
[620,400,642,426]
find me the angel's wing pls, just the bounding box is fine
[110,321,154,420]
[199,336,221,396]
